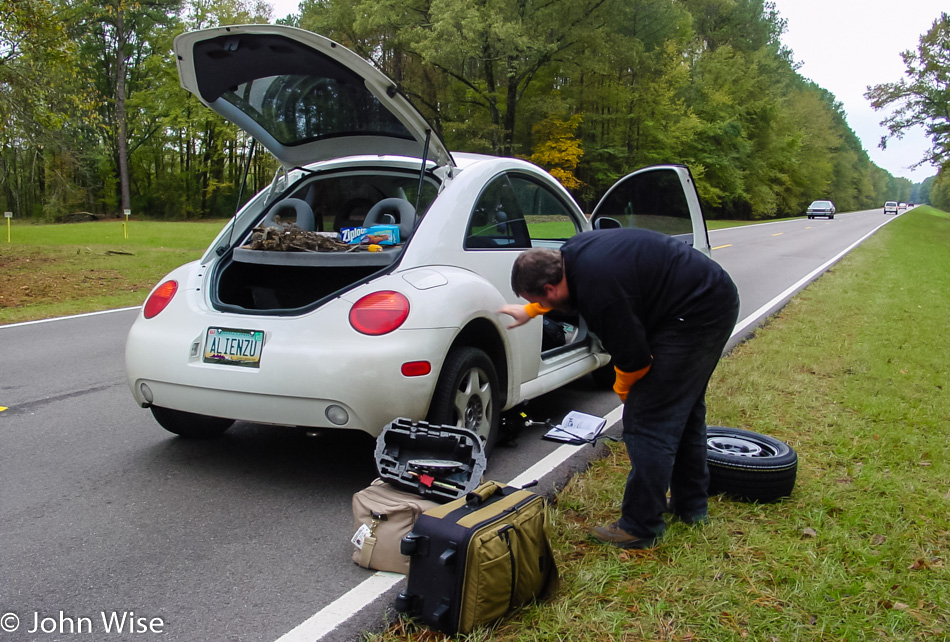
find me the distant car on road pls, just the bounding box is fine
[898,202,908,211]
[806,200,836,219]
[884,201,899,215]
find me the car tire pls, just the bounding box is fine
[706,426,797,502]
[150,406,235,438]
[427,347,501,457]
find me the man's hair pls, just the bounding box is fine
[510,248,564,297]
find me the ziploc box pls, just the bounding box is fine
[340,225,401,245]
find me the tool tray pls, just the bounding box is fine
[375,418,487,502]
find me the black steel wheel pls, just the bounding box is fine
[150,406,234,438]
[427,347,501,457]
[706,426,797,502]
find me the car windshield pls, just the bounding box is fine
[809,201,831,208]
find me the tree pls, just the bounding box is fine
[0,0,92,216]
[303,0,612,156]
[929,167,950,210]
[866,12,950,169]
[530,114,584,191]
[0,0,924,221]
[73,0,183,215]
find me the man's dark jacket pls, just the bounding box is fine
[561,228,738,373]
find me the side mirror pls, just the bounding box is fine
[593,217,622,230]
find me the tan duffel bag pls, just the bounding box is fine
[351,479,439,573]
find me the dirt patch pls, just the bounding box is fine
[0,250,135,308]
[58,212,104,223]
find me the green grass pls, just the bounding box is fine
[370,207,950,641]
[5,218,227,248]
[2,217,750,325]
[0,220,226,324]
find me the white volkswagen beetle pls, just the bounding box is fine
[125,24,711,454]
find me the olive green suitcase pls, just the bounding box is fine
[395,481,558,634]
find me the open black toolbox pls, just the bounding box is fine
[375,418,487,503]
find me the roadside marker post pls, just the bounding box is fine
[4,211,11,243]
[123,209,131,239]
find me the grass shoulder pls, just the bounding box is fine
[374,206,950,641]
[0,220,226,324]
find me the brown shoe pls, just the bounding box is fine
[590,521,657,549]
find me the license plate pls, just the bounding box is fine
[203,327,264,368]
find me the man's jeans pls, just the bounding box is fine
[617,300,739,540]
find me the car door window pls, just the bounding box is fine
[464,174,531,249]
[465,173,581,250]
[508,175,580,246]
[590,166,696,245]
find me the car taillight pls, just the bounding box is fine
[143,280,178,319]
[349,291,410,335]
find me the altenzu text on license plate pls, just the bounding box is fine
[203,328,264,367]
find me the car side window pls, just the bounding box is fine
[508,175,580,245]
[464,175,531,249]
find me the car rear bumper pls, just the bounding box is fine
[125,302,454,436]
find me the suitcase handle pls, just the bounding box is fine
[465,481,505,506]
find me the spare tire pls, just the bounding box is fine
[706,426,797,502]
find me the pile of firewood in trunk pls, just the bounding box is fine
[243,223,351,252]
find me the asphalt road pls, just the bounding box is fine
[0,208,900,642]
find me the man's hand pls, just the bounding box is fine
[498,304,531,329]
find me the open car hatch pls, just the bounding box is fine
[174,24,454,170]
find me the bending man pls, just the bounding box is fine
[500,228,739,549]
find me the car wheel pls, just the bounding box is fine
[706,426,797,502]
[829,215,834,219]
[150,406,235,438]
[427,347,501,457]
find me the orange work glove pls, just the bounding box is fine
[524,302,552,318]
[613,364,652,402]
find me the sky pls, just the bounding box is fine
[770,0,944,183]
[266,0,945,184]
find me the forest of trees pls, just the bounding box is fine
[0,0,943,222]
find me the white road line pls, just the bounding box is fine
[507,405,625,488]
[0,306,140,329]
[273,573,405,642]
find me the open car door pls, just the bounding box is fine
[589,165,711,257]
